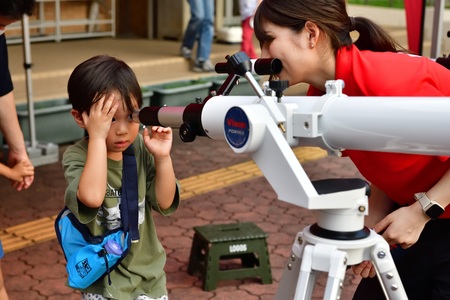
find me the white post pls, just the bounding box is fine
[21,14,37,149]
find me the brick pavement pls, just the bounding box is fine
[0,130,366,299]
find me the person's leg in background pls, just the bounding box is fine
[180,0,202,59]
[192,0,214,72]
[240,16,257,59]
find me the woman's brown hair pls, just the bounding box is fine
[253,0,405,54]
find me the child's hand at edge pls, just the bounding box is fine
[7,160,35,183]
[142,126,173,159]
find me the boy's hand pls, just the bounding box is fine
[83,94,118,140]
[142,126,173,158]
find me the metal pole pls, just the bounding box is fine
[20,14,37,149]
[430,0,445,58]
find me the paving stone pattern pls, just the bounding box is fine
[0,132,365,299]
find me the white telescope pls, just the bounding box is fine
[133,52,450,300]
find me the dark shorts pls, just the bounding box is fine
[353,218,450,300]
[0,240,4,259]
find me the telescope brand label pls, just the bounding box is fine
[224,107,249,149]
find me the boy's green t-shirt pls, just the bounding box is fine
[62,134,180,300]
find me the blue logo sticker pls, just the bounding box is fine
[224,107,250,149]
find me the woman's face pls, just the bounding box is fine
[259,21,317,86]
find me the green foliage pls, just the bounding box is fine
[347,0,450,9]
[347,0,404,9]
[159,79,210,89]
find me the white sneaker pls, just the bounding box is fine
[180,47,192,59]
[192,59,215,72]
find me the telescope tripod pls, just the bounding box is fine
[275,213,408,300]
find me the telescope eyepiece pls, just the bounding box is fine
[215,54,282,76]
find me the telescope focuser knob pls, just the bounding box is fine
[179,123,197,142]
[269,80,289,99]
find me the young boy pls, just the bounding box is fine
[63,55,180,300]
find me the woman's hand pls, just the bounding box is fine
[374,201,428,249]
[351,185,428,278]
[352,201,429,278]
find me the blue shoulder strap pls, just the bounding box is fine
[121,144,140,242]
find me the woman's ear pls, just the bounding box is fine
[71,109,86,129]
[304,20,320,46]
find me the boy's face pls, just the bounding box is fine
[105,94,140,160]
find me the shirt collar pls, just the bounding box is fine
[307,45,355,96]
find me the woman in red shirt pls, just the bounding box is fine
[253,0,450,299]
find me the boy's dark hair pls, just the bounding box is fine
[67,55,143,114]
[0,0,36,18]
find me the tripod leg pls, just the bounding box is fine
[370,236,408,300]
[275,232,317,300]
[275,250,302,300]
[323,246,347,300]
[293,242,347,300]
[294,244,318,300]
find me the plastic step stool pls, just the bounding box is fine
[187,222,272,291]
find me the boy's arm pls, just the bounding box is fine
[154,155,177,210]
[143,126,177,210]
[76,95,118,208]
[0,163,11,179]
[77,138,108,208]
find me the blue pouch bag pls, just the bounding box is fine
[56,208,131,289]
[54,145,139,289]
